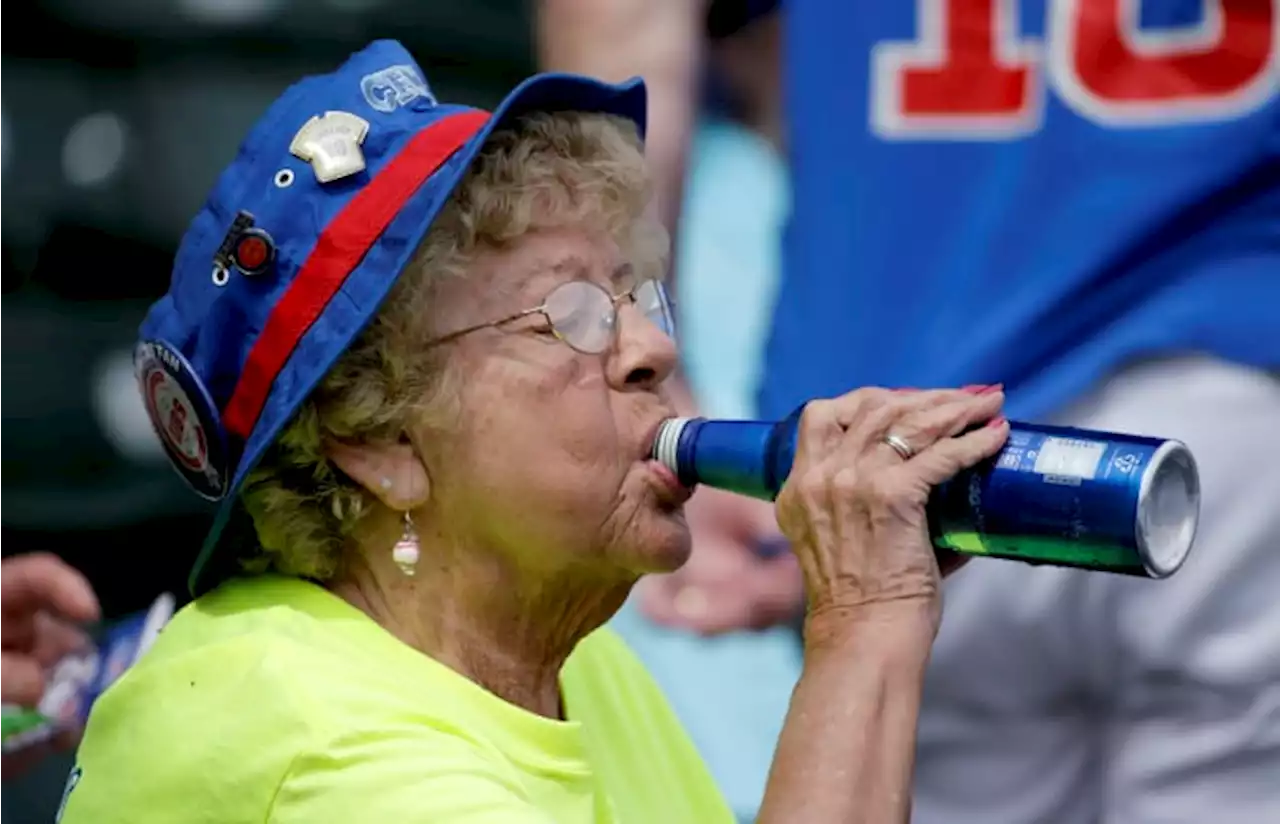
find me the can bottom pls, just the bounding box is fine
[1136,441,1200,577]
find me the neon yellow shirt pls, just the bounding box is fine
[60,575,736,823]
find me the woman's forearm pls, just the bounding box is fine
[758,610,935,824]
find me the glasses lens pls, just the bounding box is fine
[634,279,675,338]
[542,281,615,354]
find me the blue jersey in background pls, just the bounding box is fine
[762,0,1280,421]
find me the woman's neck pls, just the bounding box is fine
[331,534,632,720]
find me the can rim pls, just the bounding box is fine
[1135,439,1200,578]
[653,417,695,473]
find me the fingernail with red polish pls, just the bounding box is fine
[978,383,1004,395]
[961,384,986,394]
[986,415,1008,428]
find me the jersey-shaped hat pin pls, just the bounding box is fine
[288,111,371,183]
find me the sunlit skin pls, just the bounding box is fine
[327,222,1012,824]
[423,227,692,581]
[331,227,690,720]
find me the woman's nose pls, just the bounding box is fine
[608,302,678,390]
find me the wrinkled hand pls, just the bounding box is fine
[776,387,1007,645]
[2,553,100,776]
[638,486,804,635]
[637,389,983,637]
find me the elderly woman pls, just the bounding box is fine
[60,41,1008,824]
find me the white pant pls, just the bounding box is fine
[913,357,1280,824]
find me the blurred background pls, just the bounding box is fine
[3,2,536,817]
[5,1,1278,822]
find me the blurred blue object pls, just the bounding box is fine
[612,117,794,824]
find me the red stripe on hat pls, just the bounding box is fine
[222,110,489,440]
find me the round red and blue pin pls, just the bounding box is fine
[231,227,275,276]
[134,340,229,500]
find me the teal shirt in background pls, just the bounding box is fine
[675,119,788,420]
[612,119,795,824]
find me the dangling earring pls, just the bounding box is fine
[392,512,420,577]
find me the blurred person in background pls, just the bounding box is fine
[1,554,101,778]
[61,39,1014,824]
[605,4,798,821]
[540,1,1280,822]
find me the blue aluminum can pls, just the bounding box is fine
[652,409,1200,578]
[1,593,176,755]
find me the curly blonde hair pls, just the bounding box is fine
[239,110,665,580]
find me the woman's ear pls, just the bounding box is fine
[326,440,430,511]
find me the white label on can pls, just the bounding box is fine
[1034,437,1106,480]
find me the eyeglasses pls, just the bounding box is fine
[425,278,675,355]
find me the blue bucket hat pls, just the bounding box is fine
[134,39,646,595]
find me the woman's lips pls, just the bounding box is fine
[647,459,693,506]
